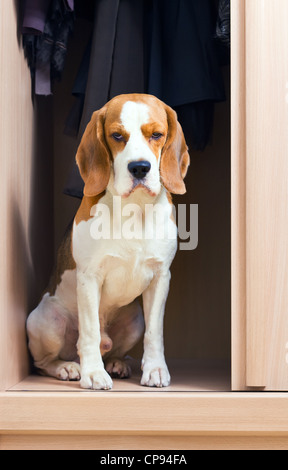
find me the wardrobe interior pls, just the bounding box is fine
[9,1,231,392]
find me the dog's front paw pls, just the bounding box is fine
[80,368,113,390]
[141,361,171,388]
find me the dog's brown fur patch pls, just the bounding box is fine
[46,221,76,296]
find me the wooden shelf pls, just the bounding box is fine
[1,388,288,450]
[1,361,288,449]
[7,360,231,393]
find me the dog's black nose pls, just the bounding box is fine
[128,161,151,180]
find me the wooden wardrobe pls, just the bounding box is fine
[1,0,288,450]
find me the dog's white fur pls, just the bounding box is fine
[113,101,162,197]
[27,94,189,390]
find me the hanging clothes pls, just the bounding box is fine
[21,0,226,198]
[22,0,75,95]
[64,0,226,198]
[65,0,145,137]
[64,0,146,198]
[146,0,225,151]
[147,0,225,108]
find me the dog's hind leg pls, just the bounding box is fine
[104,299,144,378]
[27,294,80,381]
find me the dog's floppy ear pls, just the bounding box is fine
[160,105,190,195]
[76,107,111,197]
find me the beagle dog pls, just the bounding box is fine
[27,93,190,390]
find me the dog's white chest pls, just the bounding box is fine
[101,246,156,308]
[73,189,177,311]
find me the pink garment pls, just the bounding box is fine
[64,0,74,11]
[22,0,74,34]
[22,0,51,34]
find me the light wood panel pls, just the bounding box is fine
[245,0,288,389]
[0,0,55,391]
[232,0,288,390]
[0,0,34,390]
[231,0,247,390]
[2,434,288,451]
[1,391,288,435]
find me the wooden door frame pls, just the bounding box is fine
[232,0,288,390]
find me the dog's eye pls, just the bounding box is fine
[112,133,124,142]
[151,132,163,140]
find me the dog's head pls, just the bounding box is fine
[76,94,190,198]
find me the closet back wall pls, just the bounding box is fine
[52,19,231,364]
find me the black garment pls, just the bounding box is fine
[147,0,225,151]
[176,101,215,153]
[147,0,225,107]
[66,0,145,137]
[64,38,92,137]
[216,0,230,47]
